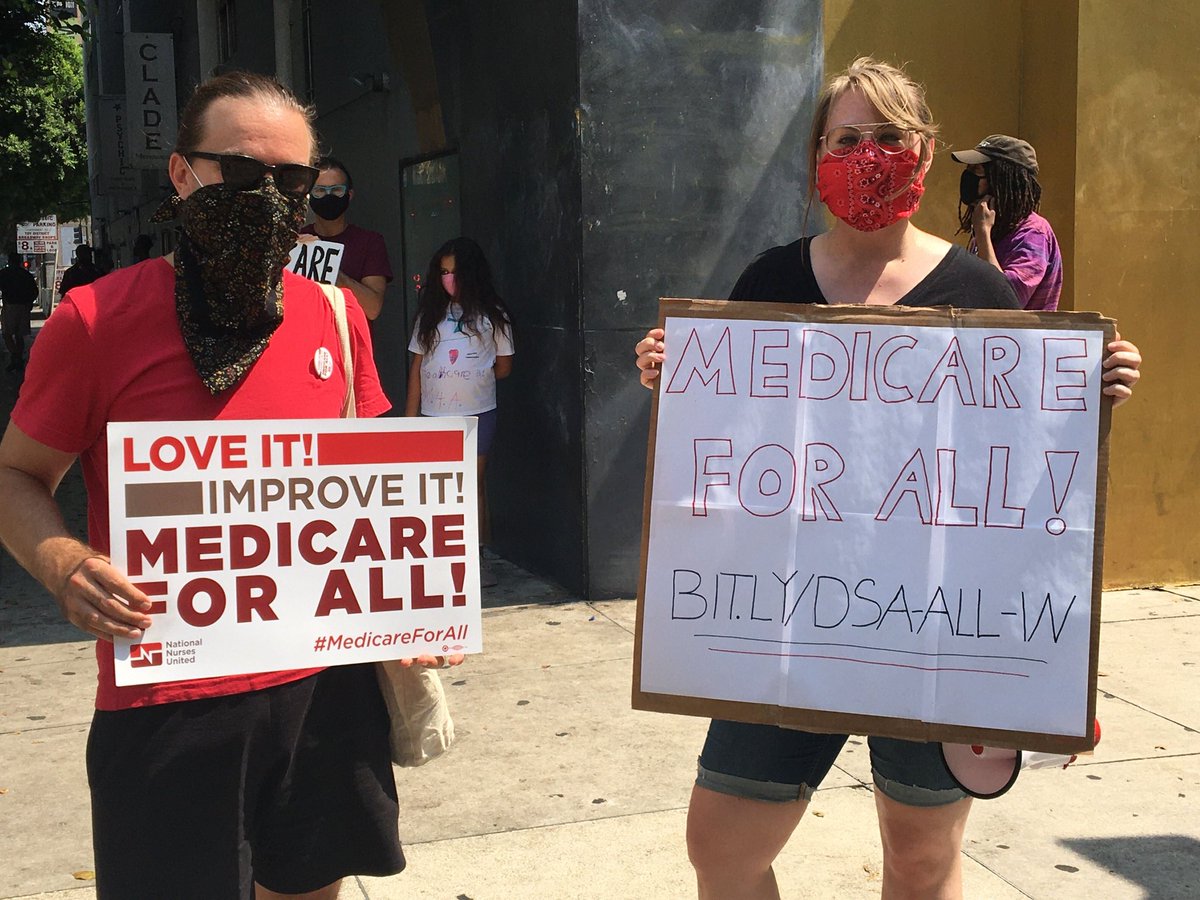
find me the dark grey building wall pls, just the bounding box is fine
[307,4,422,411]
[578,1,823,596]
[220,2,275,74]
[442,1,587,592]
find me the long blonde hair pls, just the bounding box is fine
[806,57,939,199]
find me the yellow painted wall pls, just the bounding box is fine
[1074,0,1200,585]
[825,1,1199,586]
[1018,1,1078,312]
[825,1,1023,246]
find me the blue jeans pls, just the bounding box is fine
[696,719,965,807]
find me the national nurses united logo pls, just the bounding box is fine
[129,642,163,668]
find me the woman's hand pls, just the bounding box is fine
[1103,333,1142,408]
[635,327,666,389]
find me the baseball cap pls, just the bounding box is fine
[951,135,1038,173]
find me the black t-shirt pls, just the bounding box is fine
[0,264,38,305]
[729,236,1020,310]
[59,261,102,298]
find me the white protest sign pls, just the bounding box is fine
[635,301,1111,753]
[287,240,344,284]
[108,418,481,685]
[16,217,58,255]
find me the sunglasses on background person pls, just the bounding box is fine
[310,183,349,198]
[186,152,320,196]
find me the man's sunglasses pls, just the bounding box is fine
[186,152,319,196]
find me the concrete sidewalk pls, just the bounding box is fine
[3,553,1197,898]
[1,351,1198,899]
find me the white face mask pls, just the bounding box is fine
[184,158,206,188]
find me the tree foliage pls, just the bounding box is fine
[0,1,90,246]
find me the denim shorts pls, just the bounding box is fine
[696,719,965,808]
[423,408,498,456]
[476,407,498,456]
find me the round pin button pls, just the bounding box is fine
[314,347,334,380]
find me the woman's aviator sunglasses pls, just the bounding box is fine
[819,122,912,157]
[186,151,320,196]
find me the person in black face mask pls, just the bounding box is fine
[299,156,393,320]
[952,135,1063,311]
[0,70,448,899]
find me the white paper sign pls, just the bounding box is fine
[287,240,344,284]
[108,418,481,685]
[640,305,1107,743]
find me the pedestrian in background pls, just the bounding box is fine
[953,134,1063,310]
[406,236,513,587]
[300,156,392,319]
[131,233,154,263]
[0,248,39,372]
[57,244,102,299]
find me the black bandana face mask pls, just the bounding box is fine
[154,179,307,393]
[959,169,986,206]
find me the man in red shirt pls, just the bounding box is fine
[300,156,393,319]
[0,72,407,899]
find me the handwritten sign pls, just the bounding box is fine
[634,300,1113,753]
[108,418,481,685]
[287,240,344,285]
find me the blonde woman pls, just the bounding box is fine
[635,58,1142,900]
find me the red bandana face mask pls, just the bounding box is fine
[815,142,926,232]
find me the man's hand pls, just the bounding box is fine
[400,654,466,669]
[0,422,156,643]
[57,555,154,642]
[972,196,997,235]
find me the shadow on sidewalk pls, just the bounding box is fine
[1063,834,1200,899]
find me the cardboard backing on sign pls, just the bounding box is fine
[632,298,1114,755]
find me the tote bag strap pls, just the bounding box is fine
[318,283,356,419]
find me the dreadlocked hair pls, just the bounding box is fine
[413,236,512,354]
[958,157,1042,239]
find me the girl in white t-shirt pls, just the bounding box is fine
[406,237,514,583]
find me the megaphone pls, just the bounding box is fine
[939,719,1100,799]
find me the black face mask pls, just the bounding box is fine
[309,192,350,221]
[959,169,985,206]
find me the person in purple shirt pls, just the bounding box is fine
[300,156,393,319]
[953,134,1063,310]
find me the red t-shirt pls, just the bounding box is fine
[12,258,391,710]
